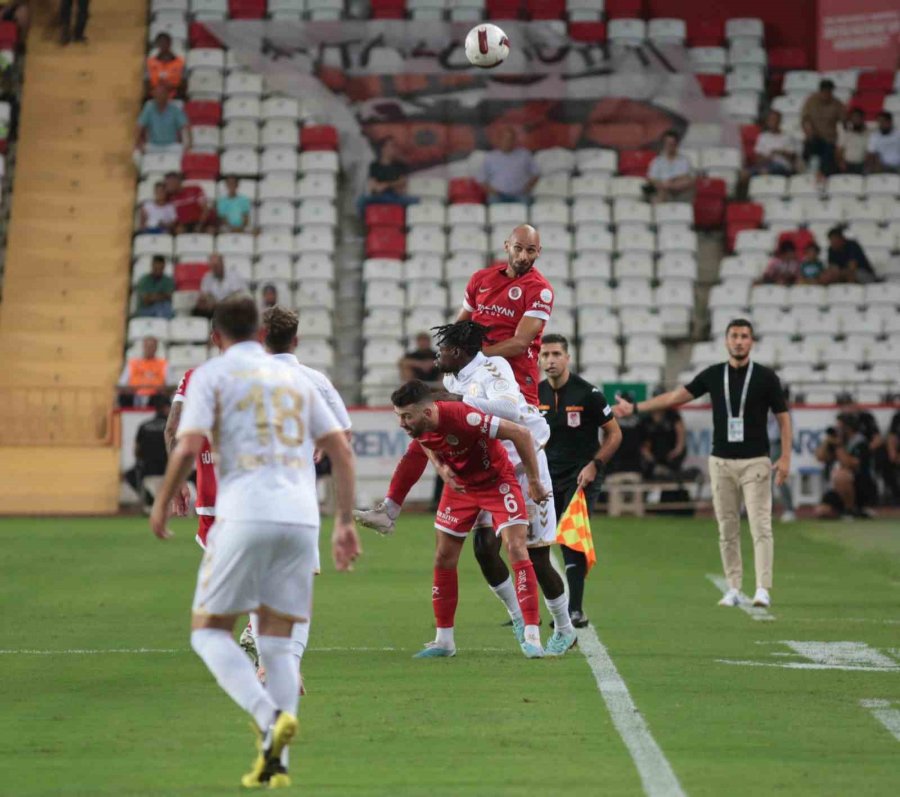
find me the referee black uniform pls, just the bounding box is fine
[539,371,616,621]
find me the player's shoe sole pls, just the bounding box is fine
[544,630,578,657]
[241,711,298,789]
[352,504,395,535]
[520,641,545,659]
[413,643,456,659]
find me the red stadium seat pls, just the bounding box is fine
[365,204,406,228]
[726,202,763,226]
[366,227,406,259]
[767,47,808,72]
[182,152,220,180]
[687,19,723,47]
[778,228,816,253]
[300,125,339,151]
[618,149,655,177]
[189,22,223,49]
[696,74,725,98]
[0,22,18,49]
[850,93,885,121]
[605,0,643,18]
[486,0,523,20]
[370,0,406,19]
[857,71,894,94]
[185,101,222,126]
[228,0,266,18]
[448,178,485,204]
[175,262,210,291]
[568,21,606,43]
[740,124,761,164]
[527,0,565,20]
[694,177,727,231]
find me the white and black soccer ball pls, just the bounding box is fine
[464,23,510,69]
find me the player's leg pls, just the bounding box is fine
[354,443,429,533]
[415,529,466,658]
[739,457,774,607]
[499,521,544,657]
[472,518,525,639]
[529,545,577,656]
[553,473,590,624]
[709,457,744,605]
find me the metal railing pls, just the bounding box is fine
[0,387,115,446]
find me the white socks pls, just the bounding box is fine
[435,626,455,649]
[383,497,401,520]
[545,593,573,635]
[291,620,310,665]
[248,612,259,640]
[191,629,275,731]
[257,635,299,716]
[490,577,523,622]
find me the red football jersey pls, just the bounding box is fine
[174,368,216,513]
[413,401,515,489]
[462,265,554,405]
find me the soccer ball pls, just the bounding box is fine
[464,24,510,69]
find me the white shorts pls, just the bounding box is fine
[192,519,318,621]
[475,449,557,548]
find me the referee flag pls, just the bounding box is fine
[555,488,596,573]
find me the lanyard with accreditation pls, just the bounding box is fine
[724,360,753,443]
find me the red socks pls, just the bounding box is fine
[512,559,540,626]
[432,567,458,628]
[387,442,429,505]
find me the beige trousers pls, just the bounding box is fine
[709,455,773,590]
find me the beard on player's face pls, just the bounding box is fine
[508,252,533,276]
[437,346,465,374]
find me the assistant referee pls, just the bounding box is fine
[538,334,622,627]
[613,318,791,610]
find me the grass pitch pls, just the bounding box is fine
[1,512,899,796]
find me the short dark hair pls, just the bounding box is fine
[213,295,258,341]
[431,320,493,356]
[805,242,820,254]
[155,32,172,44]
[391,380,432,408]
[662,128,680,142]
[164,171,182,181]
[827,225,845,239]
[261,306,298,354]
[541,333,569,352]
[777,239,796,254]
[819,79,835,91]
[725,318,754,337]
[878,111,893,123]
[151,254,166,266]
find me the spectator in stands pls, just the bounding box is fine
[866,111,900,173]
[480,126,539,204]
[59,0,88,45]
[164,171,213,234]
[134,84,191,166]
[750,110,797,176]
[123,393,170,510]
[837,392,896,504]
[192,253,248,318]
[358,137,416,214]
[824,227,875,284]
[797,242,826,285]
[146,32,185,99]
[134,255,175,319]
[259,283,279,313]
[139,181,177,234]
[398,332,439,383]
[639,401,686,479]
[814,413,877,519]
[1,1,28,35]
[837,108,869,174]
[758,240,799,285]
[117,336,170,407]
[646,129,695,202]
[215,175,252,233]
[801,79,845,177]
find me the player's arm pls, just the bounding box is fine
[494,418,549,503]
[315,428,361,572]
[482,316,544,359]
[421,443,465,493]
[773,411,792,486]
[613,385,694,418]
[164,399,182,453]
[150,433,205,539]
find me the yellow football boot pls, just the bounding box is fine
[241,711,298,789]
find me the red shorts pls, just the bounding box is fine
[434,478,527,537]
[196,513,215,549]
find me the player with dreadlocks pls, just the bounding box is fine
[356,320,577,656]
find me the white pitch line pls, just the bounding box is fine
[706,574,775,621]
[551,552,687,797]
[0,646,511,656]
[860,699,900,743]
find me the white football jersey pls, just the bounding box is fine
[443,352,550,464]
[177,341,342,523]
[271,352,352,432]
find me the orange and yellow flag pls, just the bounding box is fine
[555,488,596,573]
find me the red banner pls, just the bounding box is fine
[817,0,900,70]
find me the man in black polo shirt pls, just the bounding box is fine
[613,319,791,609]
[538,334,622,627]
[825,227,875,284]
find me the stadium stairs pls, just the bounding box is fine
[0,0,146,514]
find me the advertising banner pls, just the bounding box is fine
[817,0,900,70]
